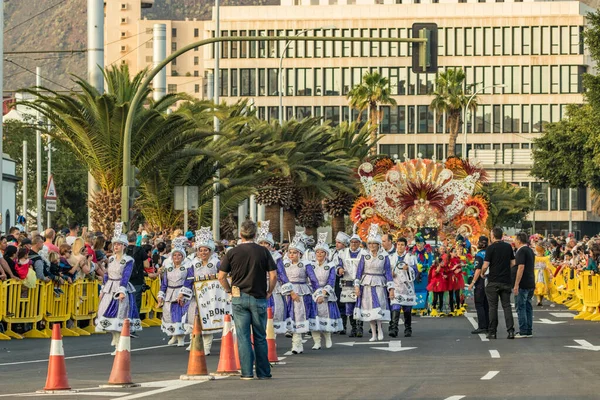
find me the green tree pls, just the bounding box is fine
[347,71,397,145]
[430,68,477,158]
[482,182,533,229]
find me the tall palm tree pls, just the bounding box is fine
[430,68,478,158]
[323,121,378,236]
[347,71,397,145]
[23,65,197,234]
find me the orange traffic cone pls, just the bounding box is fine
[213,314,240,376]
[102,320,140,388]
[180,315,215,381]
[267,307,285,365]
[38,323,74,393]
[233,326,241,370]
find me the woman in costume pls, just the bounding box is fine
[353,224,394,342]
[278,233,317,354]
[256,221,287,335]
[307,233,343,349]
[185,228,219,354]
[534,245,554,306]
[95,223,142,354]
[446,246,464,316]
[157,238,193,347]
[427,253,448,317]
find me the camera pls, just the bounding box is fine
[141,284,151,292]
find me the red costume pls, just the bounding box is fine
[447,256,465,291]
[427,262,449,292]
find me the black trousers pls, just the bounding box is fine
[432,292,444,310]
[485,282,514,334]
[448,290,461,312]
[335,274,345,316]
[474,279,489,329]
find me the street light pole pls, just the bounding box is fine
[278,26,335,125]
[212,0,221,240]
[35,67,43,232]
[462,83,505,159]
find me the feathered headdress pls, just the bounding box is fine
[112,222,128,245]
[366,223,382,245]
[315,232,330,254]
[172,236,189,257]
[194,227,215,252]
[289,232,306,254]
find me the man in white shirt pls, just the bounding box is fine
[65,221,80,246]
[381,233,396,257]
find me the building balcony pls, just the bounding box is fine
[468,149,533,170]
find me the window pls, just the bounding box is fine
[249,30,257,58]
[146,41,153,49]
[475,105,491,133]
[324,68,340,95]
[417,144,434,159]
[194,71,199,77]
[531,27,541,55]
[465,28,473,56]
[240,69,256,96]
[171,42,177,51]
[194,56,199,66]
[220,69,229,97]
[296,69,313,96]
[503,105,519,133]
[267,68,278,96]
[324,106,340,126]
[167,84,177,94]
[493,27,502,56]
[231,31,238,58]
[172,28,177,38]
[121,31,127,37]
[310,0,319,4]
[194,28,199,38]
[522,27,530,55]
[417,105,433,133]
[522,105,530,133]
[551,26,560,55]
[268,107,279,121]
[408,106,415,134]
[541,26,550,55]
[222,31,229,59]
[194,84,200,93]
[493,105,501,133]
[379,144,405,158]
[120,17,127,24]
[296,106,311,119]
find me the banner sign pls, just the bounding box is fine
[193,279,232,331]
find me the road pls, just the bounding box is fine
[0,302,598,400]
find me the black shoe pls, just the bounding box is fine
[348,328,357,338]
[285,332,293,338]
[507,330,515,340]
[339,329,346,335]
[404,329,412,337]
[389,331,398,338]
[257,375,272,380]
[356,326,363,338]
[486,332,497,340]
[471,328,488,334]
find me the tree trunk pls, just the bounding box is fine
[282,208,296,242]
[264,204,281,243]
[89,188,121,236]
[447,114,458,158]
[331,215,346,239]
[304,226,316,239]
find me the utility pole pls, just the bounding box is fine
[212,0,221,240]
[46,136,52,228]
[88,0,104,229]
[153,24,166,102]
[36,67,43,232]
[22,141,27,225]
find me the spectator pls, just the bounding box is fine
[65,221,80,246]
[0,236,15,279]
[47,251,65,295]
[72,238,93,279]
[84,232,98,263]
[513,232,536,339]
[4,246,18,278]
[93,235,107,279]
[8,226,20,237]
[126,230,148,337]
[59,244,78,283]
[152,242,167,270]
[29,236,50,283]
[481,227,515,340]
[44,229,59,253]
[218,220,277,380]
[15,247,32,280]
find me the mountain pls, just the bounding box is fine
[3,0,278,92]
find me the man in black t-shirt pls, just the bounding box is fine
[467,235,489,334]
[513,232,536,338]
[482,227,515,339]
[219,220,277,380]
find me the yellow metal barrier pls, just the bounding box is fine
[574,272,600,320]
[3,280,48,339]
[150,277,163,325]
[71,279,101,335]
[0,282,10,340]
[140,277,161,327]
[564,269,580,308]
[42,282,78,337]
[552,267,569,304]
[567,273,584,311]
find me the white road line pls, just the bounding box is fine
[444,396,465,400]
[283,351,293,356]
[489,350,500,358]
[466,316,488,342]
[551,312,576,318]
[481,371,499,380]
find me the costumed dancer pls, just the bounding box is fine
[427,254,448,317]
[353,224,394,342]
[257,221,287,335]
[331,231,351,335]
[467,236,490,334]
[337,228,365,338]
[184,228,219,354]
[307,233,343,349]
[388,237,418,338]
[95,223,142,354]
[446,247,464,316]
[278,232,317,354]
[157,238,193,347]
[412,234,433,314]
[534,245,554,306]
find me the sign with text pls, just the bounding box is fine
[193,279,232,331]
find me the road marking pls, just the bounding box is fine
[565,339,600,351]
[481,371,499,380]
[372,340,417,353]
[551,312,576,318]
[466,316,488,342]
[117,378,221,400]
[444,396,465,400]
[337,341,389,346]
[489,350,500,358]
[535,318,565,325]
[1,392,131,398]
[283,351,293,356]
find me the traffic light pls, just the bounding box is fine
[411,23,438,74]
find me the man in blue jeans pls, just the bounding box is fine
[512,232,536,338]
[218,220,277,380]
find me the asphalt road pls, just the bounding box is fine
[0,302,598,400]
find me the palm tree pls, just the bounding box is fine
[481,182,533,229]
[430,68,478,158]
[24,65,197,234]
[347,71,397,145]
[323,121,378,236]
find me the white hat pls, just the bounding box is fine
[289,232,306,254]
[350,223,361,243]
[194,227,215,252]
[314,232,330,255]
[112,223,128,246]
[171,236,188,257]
[257,221,274,246]
[366,223,382,245]
[335,231,351,246]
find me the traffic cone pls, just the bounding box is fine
[213,314,240,376]
[39,323,74,393]
[233,326,241,370]
[102,320,140,388]
[267,307,284,365]
[180,315,214,381]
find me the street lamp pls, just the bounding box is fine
[462,83,506,159]
[532,192,546,235]
[278,25,336,125]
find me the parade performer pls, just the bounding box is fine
[331,231,350,334]
[184,228,219,354]
[95,223,142,353]
[307,233,343,349]
[157,238,193,347]
[427,255,448,317]
[446,247,464,316]
[534,245,554,306]
[337,229,365,338]
[413,234,433,312]
[257,221,287,334]
[279,233,317,354]
[353,224,394,342]
[388,237,417,337]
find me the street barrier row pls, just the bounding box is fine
[553,269,600,321]
[0,277,162,340]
